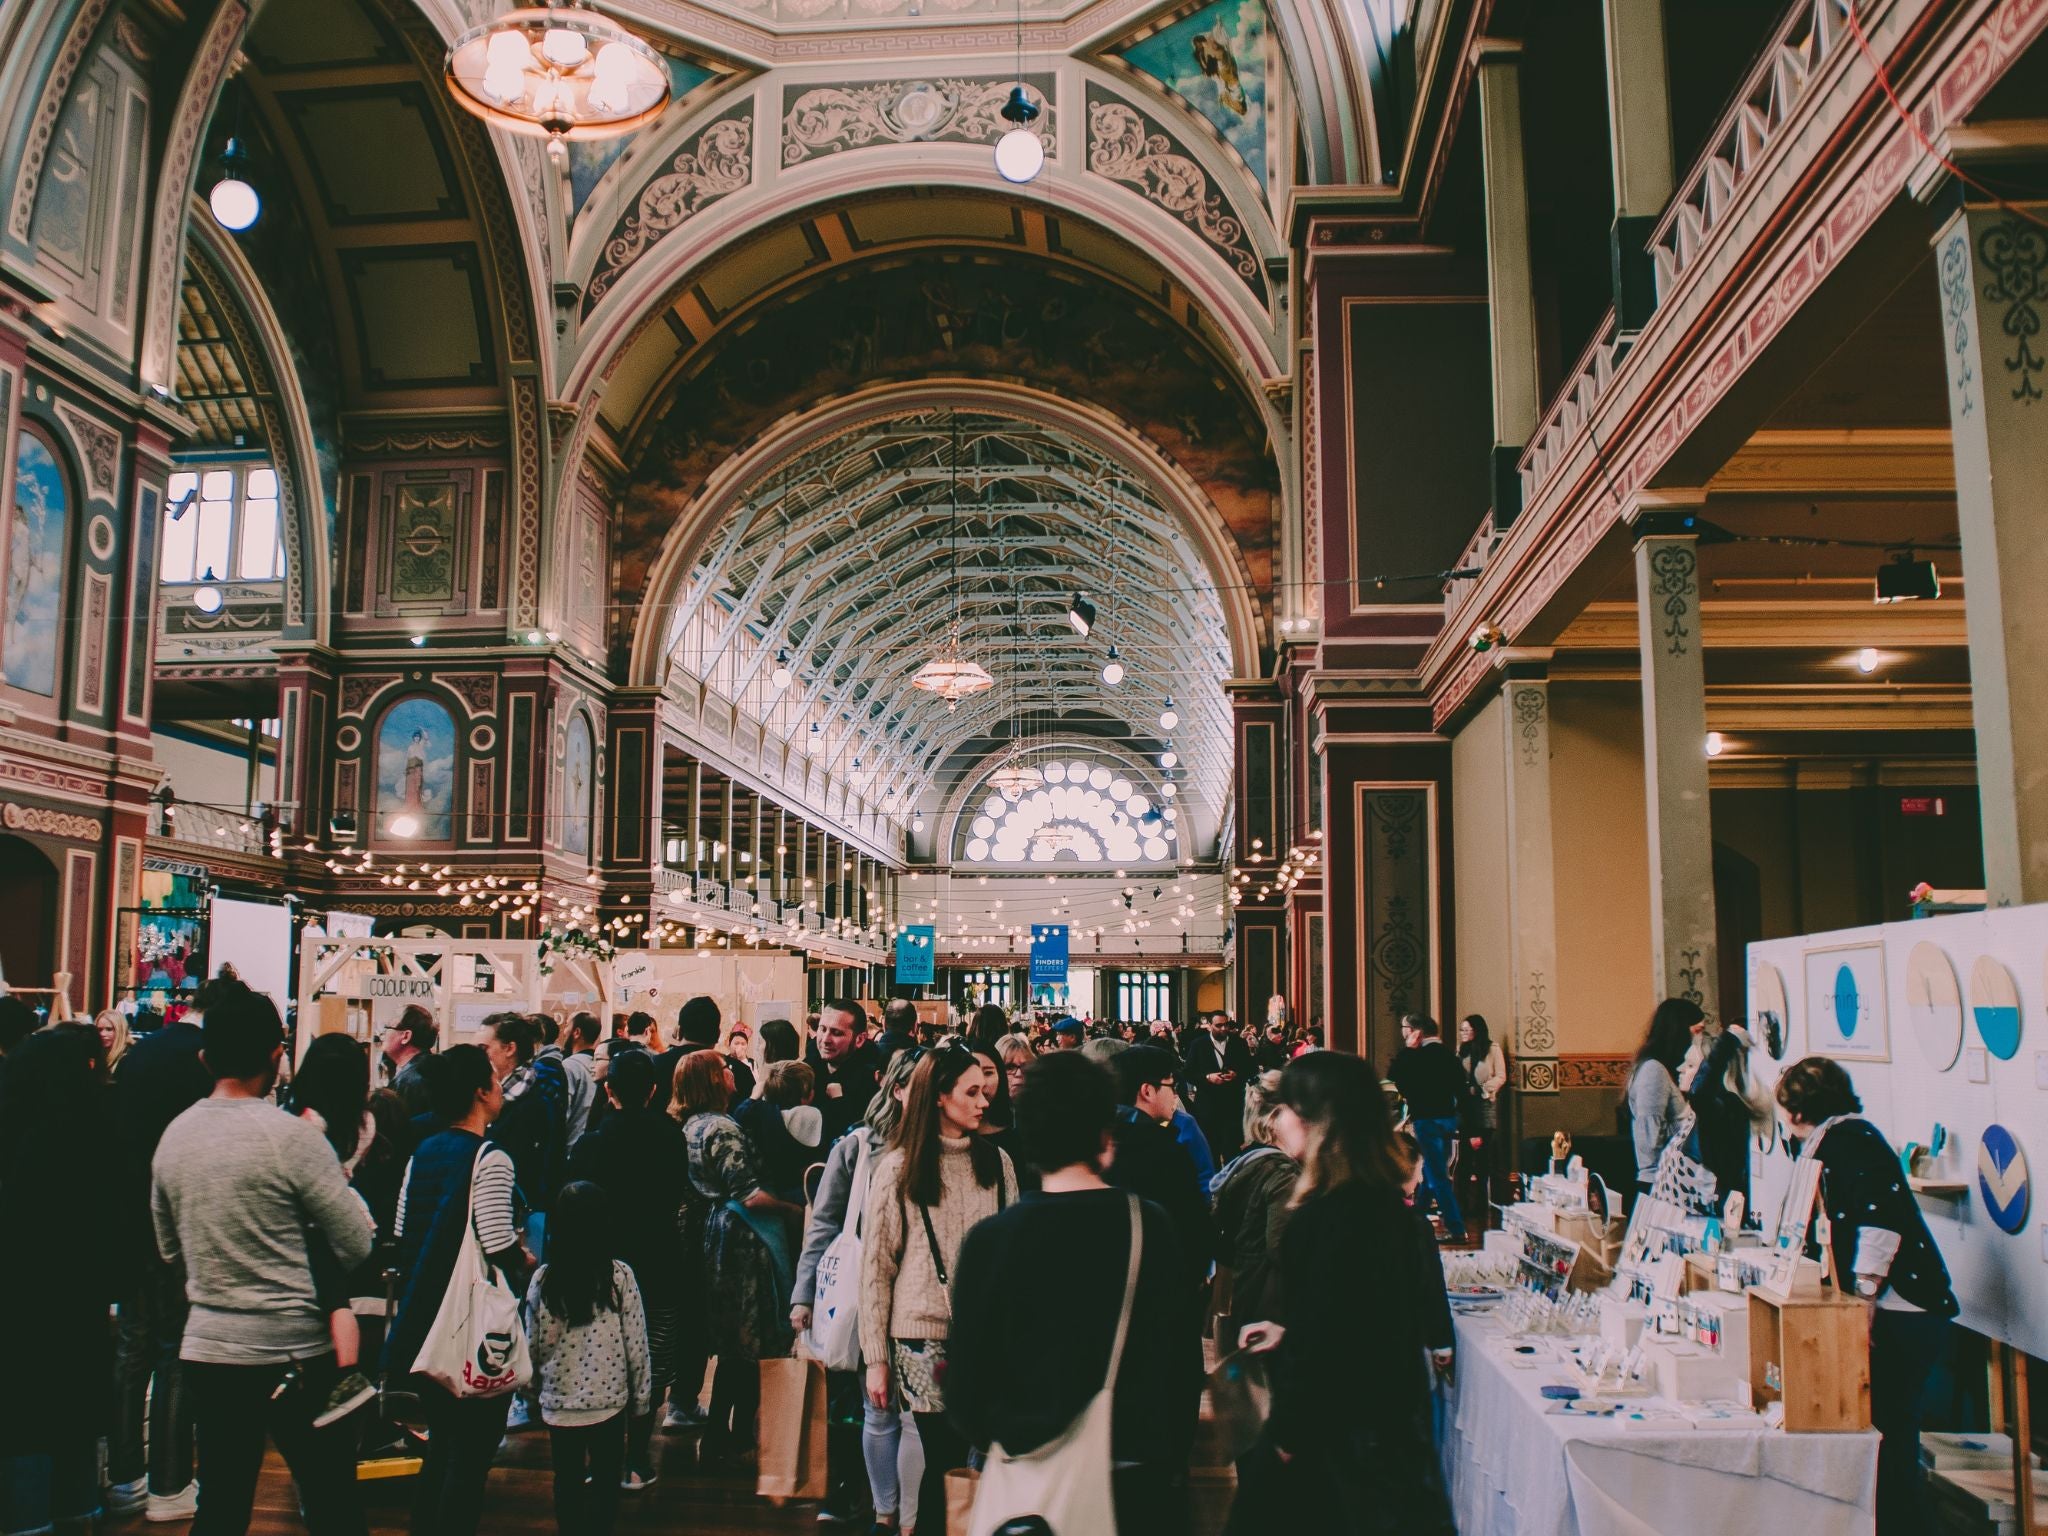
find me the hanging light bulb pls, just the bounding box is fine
[1158,697,1178,730]
[208,139,260,230]
[1100,645,1124,686]
[1159,746,1177,768]
[771,650,793,689]
[192,568,224,615]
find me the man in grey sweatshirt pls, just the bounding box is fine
[151,990,375,1536]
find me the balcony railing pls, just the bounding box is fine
[146,801,281,857]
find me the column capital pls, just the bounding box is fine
[1621,487,1709,536]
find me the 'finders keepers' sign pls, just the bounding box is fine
[1030,924,1069,985]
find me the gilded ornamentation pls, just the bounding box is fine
[52,402,120,503]
[1646,542,1695,658]
[781,79,1052,165]
[339,674,400,718]
[1978,214,2048,405]
[1519,968,1554,1054]
[1939,222,1975,417]
[1519,1058,1558,1094]
[349,426,507,456]
[586,114,754,307]
[444,673,499,716]
[1085,97,1259,292]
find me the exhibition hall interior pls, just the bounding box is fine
[2,0,2047,1531]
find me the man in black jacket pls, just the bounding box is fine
[806,997,878,1145]
[1181,1012,1255,1163]
[949,1051,1203,1536]
[1106,1046,1211,1285]
[1388,1014,1467,1241]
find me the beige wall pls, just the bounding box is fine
[1548,682,1656,1057]
[1451,692,1511,1037]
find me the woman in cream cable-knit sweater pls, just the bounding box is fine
[861,1044,1018,1524]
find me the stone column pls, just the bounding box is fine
[1934,204,2048,906]
[1601,0,1676,329]
[1500,662,1560,1093]
[1473,39,1542,522]
[1633,522,1719,1017]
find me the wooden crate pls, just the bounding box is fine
[1747,1288,1871,1432]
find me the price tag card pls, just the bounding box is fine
[1652,1252,1685,1301]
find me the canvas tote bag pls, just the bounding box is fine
[968,1193,1143,1536]
[802,1133,871,1371]
[412,1147,531,1398]
[756,1355,829,1503]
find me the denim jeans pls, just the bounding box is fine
[0,1445,100,1534]
[409,1381,512,1536]
[1410,1118,1465,1236]
[860,1389,924,1526]
[109,1259,195,1495]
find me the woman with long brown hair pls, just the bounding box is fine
[859,1044,1018,1524]
[1236,1051,1452,1534]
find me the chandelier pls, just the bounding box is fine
[445,5,669,141]
[1031,826,1077,853]
[988,748,1044,803]
[910,632,994,706]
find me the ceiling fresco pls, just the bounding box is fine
[1113,0,1272,190]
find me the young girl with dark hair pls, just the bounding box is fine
[860,1044,1018,1524]
[525,1181,651,1536]
[1237,1051,1453,1534]
[287,1032,379,1428]
[1627,997,1702,1197]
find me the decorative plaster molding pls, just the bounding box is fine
[585,110,755,310]
[1086,92,1261,301]
[781,76,1052,164]
[51,400,119,501]
[7,0,116,244]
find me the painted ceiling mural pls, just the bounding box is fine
[617,256,1278,661]
[1114,0,1271,190]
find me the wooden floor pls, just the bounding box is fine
[102,1423,1238,1534]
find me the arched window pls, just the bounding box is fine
[563,712,595,860]
[956,753,1179,866]
[3,424,72,697]
[374,696,457,844]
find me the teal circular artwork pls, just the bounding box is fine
[1979,1124,2030,1235]
[1971,955,2023,1061]
[1833,964,1859,1038]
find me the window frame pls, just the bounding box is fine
[160,455,285,586]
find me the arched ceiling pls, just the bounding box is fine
[652,404,1234,851]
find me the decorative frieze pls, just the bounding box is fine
[781,77,1053,165]
[1085,89,1262,303]
[585,110,755,311]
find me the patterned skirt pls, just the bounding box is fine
[890,1338,950,1415]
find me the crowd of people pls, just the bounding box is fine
[0,982,1484,1536]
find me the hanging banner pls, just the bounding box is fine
[1030,924,1069,986]
[895,924,936,986]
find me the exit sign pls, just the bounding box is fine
[1900,797,1946,817]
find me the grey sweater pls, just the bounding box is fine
[152,1096,375,1364]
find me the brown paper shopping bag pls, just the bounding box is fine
[944,1465,981,1536]
[756,1355,828,1503]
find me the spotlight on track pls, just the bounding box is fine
[1067,592,1096,637]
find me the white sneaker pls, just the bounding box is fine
[662,1400,706,1429]
[146,1482,200,1523]
[107,1478,148,1516]
[505,1397,531,1430]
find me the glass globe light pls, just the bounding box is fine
[993,85,1043,184]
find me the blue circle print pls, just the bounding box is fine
[1978,1124,2031,1235]
[1833,965,1859,1038]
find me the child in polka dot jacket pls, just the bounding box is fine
[524,1181,654,1531]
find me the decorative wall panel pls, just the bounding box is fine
[781,76,1054,165]
[585,107,754,312]
[1356,784,1436,1042]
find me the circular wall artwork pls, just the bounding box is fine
[1752,962,1789,1060]
[334,725,362,754]
[1978,1124,2031,1234]
[87,514,115,561]
[1971,955,2023,1061]
[1904,942,1964,1071]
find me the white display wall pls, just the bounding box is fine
[1747,902,2048,1357]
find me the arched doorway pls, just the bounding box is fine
[0,835,58,990]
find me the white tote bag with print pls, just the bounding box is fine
[969,1194,1143,1536]
[803,1133,871,1372]
[412,1148,532,1398]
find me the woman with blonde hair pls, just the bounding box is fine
[1210,1070,1298,1344]
[860,1045,1017,1523]
[93,1008,131,1071]
[1237,1052,1451,1533]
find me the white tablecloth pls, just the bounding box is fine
[1441,1312,1879,1536]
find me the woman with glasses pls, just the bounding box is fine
[1236,1052,1453,1534]
[791,1048,927,1532]
[860,1046,1018,1525]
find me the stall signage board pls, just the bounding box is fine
[1030,924,1069,986]
[365,975,434,1000]
[895,925,936,985]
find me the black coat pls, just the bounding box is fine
[1108,1106,1211,1282]
[111,1021,210,1270]
[1182,1032,1256,1152]
[567,1107,690,1304]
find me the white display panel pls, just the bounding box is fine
[210,897,293,1015]
[1747,903,2048,1357]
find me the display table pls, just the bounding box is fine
[1441,1311,1879,1536]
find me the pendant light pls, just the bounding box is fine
[445,4,669,142]
[1100,646,1124,686]
[994,0,1043,183]
[911,416,995,705]
[208,138,260,231]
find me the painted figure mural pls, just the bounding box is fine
[1118,0,1270,187]
[563,711,594,859]
[4,427,69,697]
[376,696,455,841]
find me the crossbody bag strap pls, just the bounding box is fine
[920,1202,949,1288]
[1101,1193,1144,1391]
[848,1134,872,1241]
